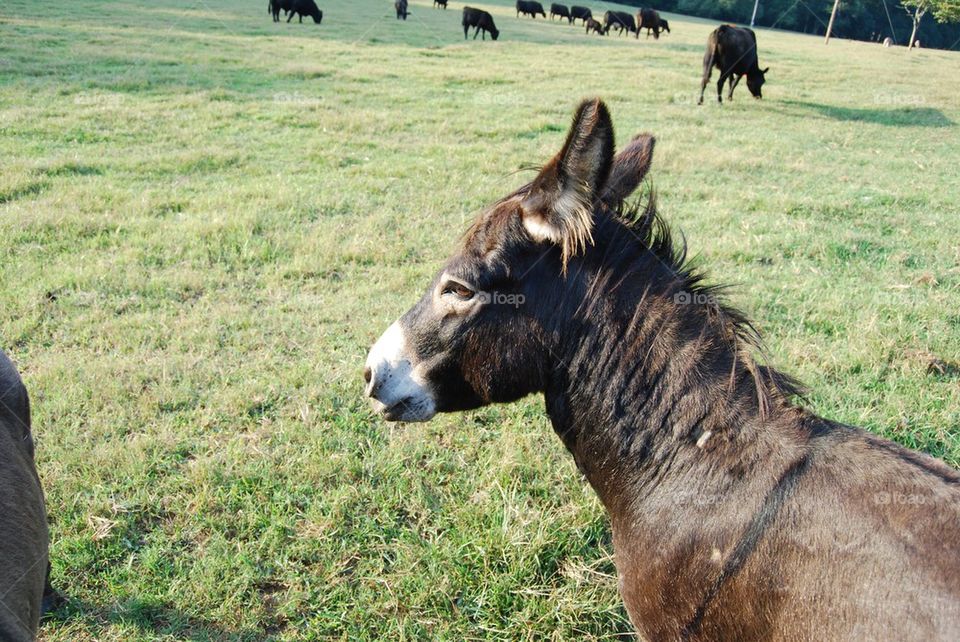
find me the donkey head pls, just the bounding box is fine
[364,99,654,421]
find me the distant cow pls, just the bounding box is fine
[584,17,604,35]
[395,0,408,20]
[463,6,499,40]
[517,1,546,18]
[636,8,668,39]
[287,0,322,23]
[550,3,572,23]
[434,0,448,7]
[268,0,293,22]
[570,5,592,24]
[699,25,768,104]
[603,10,636,36]
[0,351,49,642]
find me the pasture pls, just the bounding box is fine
[1,0,959,639]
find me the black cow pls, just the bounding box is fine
[268,0,293,22]
[570,5,592,24]
[287,0,322,23]
[434,0,448,7]
[603,10,636,36]
[517,1,546,18]
[550,3,572,23]
[699,25,769,104]
[395,0,409,20]
[636,8,668,39]
[463,6,499,40]
[584,17,604,35]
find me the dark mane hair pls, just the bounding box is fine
[610,191,807,417]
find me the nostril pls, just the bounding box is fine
[363,366,372,384]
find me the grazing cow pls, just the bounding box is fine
[585,17,604,35]
[570,5,592,24]
[268,0,293,22]
[365,97,960,642]
[287,0,322,23]
[395,0,409,20]
[636,8,668,39]
[550,3,572,23]
[699,25,768,104]
[603,10,636,36]
[516,1,546,19]
[0,350,49,642]
[463,6,499,40]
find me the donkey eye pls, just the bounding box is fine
[443,281,475,300]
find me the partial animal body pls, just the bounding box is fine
[0,350,49,642]
[395,0,409,20]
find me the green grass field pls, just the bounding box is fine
[1,0,959,639]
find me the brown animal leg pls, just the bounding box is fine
[698,54,714,105]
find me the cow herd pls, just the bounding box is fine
[515,2,671,39]
[263,1,770,104]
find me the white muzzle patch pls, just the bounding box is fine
[364,321,437,422]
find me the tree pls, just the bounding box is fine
[901,0,960,49]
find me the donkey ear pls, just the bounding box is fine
[521,98,614,266]
[600,133,655,207]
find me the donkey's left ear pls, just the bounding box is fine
[521,98,614,266]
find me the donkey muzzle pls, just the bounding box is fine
[364,321,437,422]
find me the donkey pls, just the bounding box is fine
[1,350,49,642]
[365,99,960,640]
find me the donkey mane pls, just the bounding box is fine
[608,192,807,417]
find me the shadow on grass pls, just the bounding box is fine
[42,595,273,642]
[778,100,954,127]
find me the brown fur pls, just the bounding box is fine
[369,100,960,640]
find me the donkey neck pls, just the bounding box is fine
[540,248,807,517]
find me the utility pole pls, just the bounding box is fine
[750,0,760,26]
[825,0,840,44]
